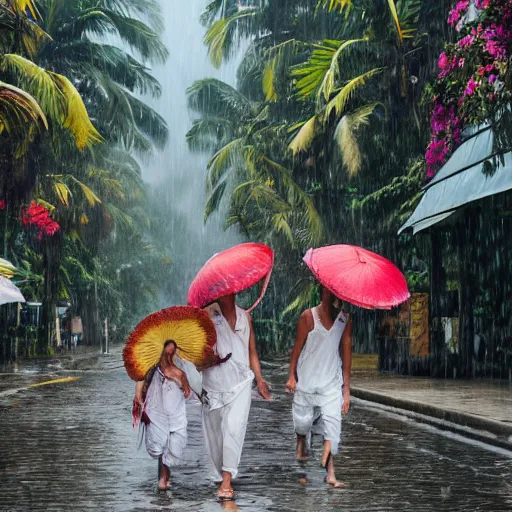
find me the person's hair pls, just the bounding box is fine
[163,339,177,350]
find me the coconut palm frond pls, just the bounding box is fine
[0,81,48,136]
[1,54,102,149]
[289,116,316,154]
[186,117,235,153]
[204,11,257,68]
[79,45,162,97]
[75,8,168,64]
[316,0,353,13]
[53,181,73,207]
[206,137,244,191]
[7,0,40,19]
[204,180,228,222]
[1,54,62,119]
[387,0,404,42]
[280,281,316,319]
[325,67,384,119]
[104,203,134,230]
[260,157,325,244]
[68,176,102,207]
[87,168,125,201]
[293,39,365,102]
[187,78,254,120]
[262,57,277,102]
[334,102,380,176]
[271,212,295,247]
[50,72,103,150]
[102,0,164,30]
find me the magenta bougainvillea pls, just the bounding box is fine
[22,201,60,239]
[426,0,512,177]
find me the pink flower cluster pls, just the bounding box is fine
[448,0,470,27]
[426,0,512,177]
[426,102,462,177]
[22,201,60,239]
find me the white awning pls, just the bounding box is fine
[399,125,512,235]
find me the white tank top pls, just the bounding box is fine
[296,306,347,395]
[202,304,254,395]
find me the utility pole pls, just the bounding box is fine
[104,317,109,355]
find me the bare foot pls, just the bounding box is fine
[298,477,309,484]
[217,488,235,501]
[325,477,346,488]
[157,478,171,491]
[296,454,310,462]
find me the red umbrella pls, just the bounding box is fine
[303,245,410,309]
[188,243,274,312]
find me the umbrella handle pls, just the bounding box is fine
[246,267,273,313]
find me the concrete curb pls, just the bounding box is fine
[351,387,512,452]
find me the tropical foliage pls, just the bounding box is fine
[190,0,512,379]
[0,0,171,359]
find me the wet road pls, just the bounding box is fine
[0,365,511,512]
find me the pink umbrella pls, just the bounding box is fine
[188,243,274,312]
[303,245,410,309]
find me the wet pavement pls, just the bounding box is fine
[1,363,512,511]
[352,374,512,426]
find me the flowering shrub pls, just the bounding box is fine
[426,0,512,177]
[22,201,61,239]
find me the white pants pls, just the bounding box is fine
[145,420,187,468]
[292,389,342,455]
[202,381,252,480]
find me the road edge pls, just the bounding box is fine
[351,386,512,452]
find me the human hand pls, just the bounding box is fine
[342,389,350,414]
[284,376,297,393]
[257,379,271,400]
[133,392,143,408]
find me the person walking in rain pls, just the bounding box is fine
[133,340,194,491]
[202,293,271,500]
[285,285,352,488]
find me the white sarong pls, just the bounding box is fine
[202,304,254,480]
[144,368,187,467]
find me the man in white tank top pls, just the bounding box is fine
[202,293,271,500]
[285,286,352,487]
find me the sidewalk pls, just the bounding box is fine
[351,356,512,451]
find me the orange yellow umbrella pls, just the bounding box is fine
[123,306,218,381]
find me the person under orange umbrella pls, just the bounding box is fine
[285,284,352,488]
[124,306,227,492]
[188,243,273,501]
[134,340,191,491]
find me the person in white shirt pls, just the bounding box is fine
[202,293,271,500]
[285,286,352,487]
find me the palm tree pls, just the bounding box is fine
[187,77,324,248]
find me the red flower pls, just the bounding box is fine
[22,201,60,238]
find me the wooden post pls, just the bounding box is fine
[457,217,474,378]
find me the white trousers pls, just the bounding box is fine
[145,420,187,468]
[202,381,252,480]
[292,389,342,455]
